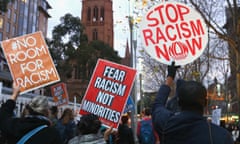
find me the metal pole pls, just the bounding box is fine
[225,73,228,123]
[129,16,138,144]
[236,53,240,121]
[140,73,143,113]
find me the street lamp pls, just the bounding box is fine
[224,72,230,123]
[138,57,144,113]
[128,2,139,143]
[139,73,144,113]
[214,77,221,97]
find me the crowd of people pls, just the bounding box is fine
[0,63,236,144]
[0,82,135,144]
[224,124,240,144]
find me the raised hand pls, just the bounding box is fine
[167,62,180,79]
[11,82,20,101]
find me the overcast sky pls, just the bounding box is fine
[47,0,131,57]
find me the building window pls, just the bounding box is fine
[12,26,15,36]
[42,1,46,9]
[0,32,2,41]
[6,22,10,33]
[14,0,18,9]
[74,65,81,79]
[8,10,11,19]
[108,35,110,44]
[100,7,104,21]
[0,18,3,29]
[87,7,91,21]
[93,6,98,21]
[92,29,98,40]
[13,13,17,23]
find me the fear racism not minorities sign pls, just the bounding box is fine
[79,59,137,129]
[51,82,69,106]
[1,31,60,94]
[140,1,208,65]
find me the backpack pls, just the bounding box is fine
[17,125,47,144]
[139,119,155,144]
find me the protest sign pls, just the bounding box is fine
[140,1,208,65]
[79,59,137,129]
[51,82,69,106]
[124,96,135,113]
[212,108,221,126]
[1,31,60,94]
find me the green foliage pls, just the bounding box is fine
[0,0,10,12]
[48,13,121,82]
[137,91,157,113]
[89,40,121,63]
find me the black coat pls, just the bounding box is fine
[116,124,134,144]
[0,99,63,144]
[152,84,234,144]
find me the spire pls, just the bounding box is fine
[121,39,131,67]
[125,39,131,58]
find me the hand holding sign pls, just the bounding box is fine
[167,62,180,79]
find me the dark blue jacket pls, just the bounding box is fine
[0,99,63,144]
[152,84,234,144]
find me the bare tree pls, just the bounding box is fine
[137,0,234,92]
[188,0,240,110]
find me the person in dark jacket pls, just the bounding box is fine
[68,113,107,144]
[55,108,77,144]
[137,107,159,144]
[116,114,134,144]
[0,82,63,144]
[152,62,233,144]
[49,106,59,126]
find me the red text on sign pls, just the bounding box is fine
[146,4,190,26]
[142,19,204,46]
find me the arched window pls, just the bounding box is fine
[93,6,98,21]
[100,7,104,21]
[92,29,98,40]
[87,7,91,21]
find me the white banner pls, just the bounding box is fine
[212,108,221,125]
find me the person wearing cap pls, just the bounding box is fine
[0,82,63,144]
[152,63,233,144]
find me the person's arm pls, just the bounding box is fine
[165,76,174,86]
[152,63,177,109]
[10,82,20,101]
[0,82,20,135]
[104,126,113,143]
[152,62,179,132]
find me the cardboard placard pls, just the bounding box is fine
[51,82,69,106]
[1,31,60,94]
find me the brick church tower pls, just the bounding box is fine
[81,0,114,48]
[66,0,114,103]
